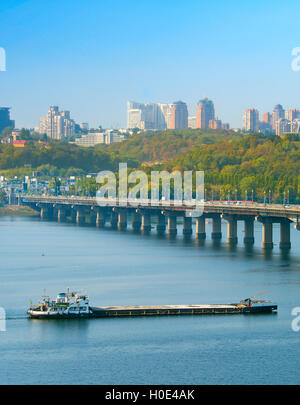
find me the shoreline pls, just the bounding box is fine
[0,205,39,217]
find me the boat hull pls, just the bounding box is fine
[27,303,277,319]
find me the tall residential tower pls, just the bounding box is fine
[196,98,215,129]
[39,106,75,140]
[170,101,188,129]
[243,109,259,132]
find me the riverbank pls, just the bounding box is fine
[0,205,39,216]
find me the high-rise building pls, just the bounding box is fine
[271,104,285,129]
[0,107,15,133]
[285,109,300,121]
[157,103,172,129]
[275,118,290,135]
[170,101,188,129]
[39,106,75,140]
[127,102,168,130]
[209,119,222,129]
[196,98,215,129]
[243,109,259,132]
[262,112,271,124]
[290,119,300,133]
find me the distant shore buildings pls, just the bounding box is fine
[243,104,300,135]
[73,130,128,147]
[127,98,229,131]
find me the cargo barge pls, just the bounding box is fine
[27,290,277,319]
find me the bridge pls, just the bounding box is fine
[22,196,300,250]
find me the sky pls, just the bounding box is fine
[0,0,300,129]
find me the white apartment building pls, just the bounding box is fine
[127,101,173,130]
[73,130,127,147]
[39,106,75,140]
[243,109,259,132]
[188,116,196,129]
[74,132,106,147]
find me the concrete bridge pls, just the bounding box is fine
[22,196,300,250]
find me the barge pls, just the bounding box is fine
[27,290,277,319]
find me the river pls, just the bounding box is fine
[0,216,300,384]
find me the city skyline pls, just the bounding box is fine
[1,0,300,129]
[4,100,300,134]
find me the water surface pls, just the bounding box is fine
[0,217,300,384]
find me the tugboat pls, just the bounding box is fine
[27,290,91,319]
[27,290,277,319]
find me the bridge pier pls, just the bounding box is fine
[132,211,142,231]
[224,215,238,245]
[110,211,118,229]
[280,219,291,250]
[76,207,86,225]
[89,208,97,226]
[40,206,51,220]
[96,209,106,228]
[141,213,151,233]
[167,215,177,236]
[118,210,127,230]
[57,206,66,222]
[244,217,255,245]
[183,217,192,236]
[211,215,222,240]
[196,216,206,239]
[70,208,77,223]
[157,213,166,234]
[261,218,273,250]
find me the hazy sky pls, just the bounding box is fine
[1,0,300,129]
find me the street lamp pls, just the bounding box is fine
[268,189,271,204]
[264,190,266,205]
[251,189,254,202]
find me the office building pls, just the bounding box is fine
[0,107,15,133]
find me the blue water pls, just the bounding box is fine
[1,216,300,384]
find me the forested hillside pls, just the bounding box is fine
[0,130,299,202]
